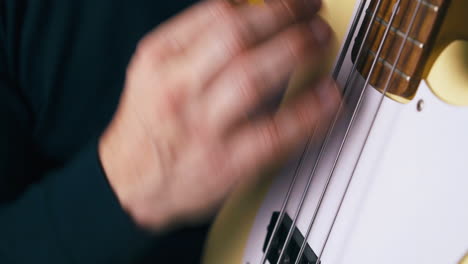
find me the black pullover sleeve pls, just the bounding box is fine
[0,0,208,263]
[0,130,154,263]
[0,70,153,263]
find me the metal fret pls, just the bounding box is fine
[368,49,412,81]
[371,14,425,48]
[421,0,440,11]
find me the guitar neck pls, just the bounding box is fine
[353,0,451,101]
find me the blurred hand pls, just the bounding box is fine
[99,0,340,231]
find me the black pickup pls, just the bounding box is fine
[263,212,320,264]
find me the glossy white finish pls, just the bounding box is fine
[242,1,468,263]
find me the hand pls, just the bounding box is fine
[99,0,340,231]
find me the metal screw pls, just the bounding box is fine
[417,99,425,112]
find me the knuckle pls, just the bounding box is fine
[283,26,315,61]
[295,109,313,135]
[210,2,260,55]
[234,61,262,105]
[134,30,181,64]
[220,9,255,54]
[133,40,159,68]
[276,0,299,22]
[135,36,155,58]
[274,0,312,22]
[295,98,318,132]
[259,119,282,156]
[225,20,251,55]
[208,0,236,20]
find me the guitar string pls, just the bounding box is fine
[315,0,423,262]
[266,0,420,263]
[258,1,369,263]
[293,0,400,262]
[274,0,392,263]
[290,0,395,262]
[277,1,381,264]
[308,1,402,262]
[259,125,315,264]
[259,0,370,263]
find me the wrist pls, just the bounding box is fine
[98,113,176,232]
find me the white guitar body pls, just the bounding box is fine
[241,3,468,263]
[202,0,468,263]
[243,75,468,264]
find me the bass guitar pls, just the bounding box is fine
[204,0,468,263]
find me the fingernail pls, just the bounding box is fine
[317,78,339,114]
[310,18,331,46]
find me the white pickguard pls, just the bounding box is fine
[242,2,468,263]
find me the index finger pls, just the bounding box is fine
[137,0,244,60]
[180,0,323,85]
